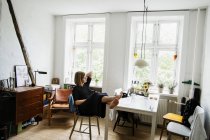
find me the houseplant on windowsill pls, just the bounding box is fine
[95,79,99,86]
[168,82,177,94]
[158,83,164,93]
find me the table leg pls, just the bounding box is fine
[104,105,109,140]
[151,113,157,140]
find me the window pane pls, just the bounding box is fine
[91,48,104,86]
[74,48,87,72]
[157,51,175,86]
[137,23,154,44]
[134,49,152,85]
[75,25,88,42]
[93,24,105,43]
[159,23,177,45]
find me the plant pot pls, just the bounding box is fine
[158,87,163,93]
[169,89,174,94]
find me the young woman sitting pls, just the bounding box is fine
[72,71,121,118]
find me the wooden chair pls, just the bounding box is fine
[69,95,100,140]
[48,89,72,126]
[159,113,183,140]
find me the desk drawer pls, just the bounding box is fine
[16,88,43,102]
[17,95,42,106]
[16,101,43,124]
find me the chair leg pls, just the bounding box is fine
[69,116,79,139]
[73,112,76,124]
[88,117,92,140]
[160,119,166,140]
[79,117,83,131]
[113,115,120,131]
[48,106,51,126]
[167,132,171,140]
[96,117,100,135]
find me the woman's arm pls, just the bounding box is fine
[75,99,86,105]
[84,72,92,87]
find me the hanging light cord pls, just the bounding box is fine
[144,6,148,59]
[141,0,148,59]
[140,0,146,59]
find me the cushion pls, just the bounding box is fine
[52,103,69,109]
[167,122,191,137]
[163,113,183,123]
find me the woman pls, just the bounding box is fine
[72,71,121,118]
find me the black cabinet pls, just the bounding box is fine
[0,92,15,124]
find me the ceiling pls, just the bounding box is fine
[15,0,210,15]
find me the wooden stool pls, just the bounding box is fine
[160,113,183,140]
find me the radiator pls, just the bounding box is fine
[140,99,177,125]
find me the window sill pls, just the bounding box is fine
[148,89,178,99]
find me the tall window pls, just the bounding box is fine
[131,18,180,87]
[69,21,105,86]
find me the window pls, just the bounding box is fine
[131,18,180,88]
[67,19,105,86]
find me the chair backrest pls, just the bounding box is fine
[54,89,72,103]
[189,106,207,140]
[190,106,204,129]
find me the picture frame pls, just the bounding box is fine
[14,65,30,87]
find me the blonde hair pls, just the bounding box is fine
[74,71,85,86]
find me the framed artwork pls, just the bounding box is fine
[14,65,30,87]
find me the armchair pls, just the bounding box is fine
[48,89,72,126]
[167,106,207,140]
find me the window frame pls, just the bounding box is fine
[70,21,105,85]
[130,17,181,87]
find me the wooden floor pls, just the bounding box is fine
[9,112,182,140]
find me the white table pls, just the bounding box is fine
[104,94,160,140]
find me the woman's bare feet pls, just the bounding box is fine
[109,98,119,109]
[115,91,123,100]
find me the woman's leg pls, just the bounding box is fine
[101,96,115,103]
[101,94,122,103]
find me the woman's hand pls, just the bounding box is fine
[86,71,92,78]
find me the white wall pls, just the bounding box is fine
[0,0,55,86]
[201,6,210,139]
[103,13,127,94]
[53,16,65,84]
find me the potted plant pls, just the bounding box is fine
[168,82,177,94]
[158,83,164,93]
[95,78,99,86]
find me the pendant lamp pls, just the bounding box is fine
[135,0,149,68]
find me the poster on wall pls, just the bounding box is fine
[14,65,30,87]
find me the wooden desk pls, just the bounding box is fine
[0,87,43,125]
[14,87,43,124]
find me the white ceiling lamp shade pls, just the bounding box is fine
[135,59,148,68]
[134,0,149,69]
